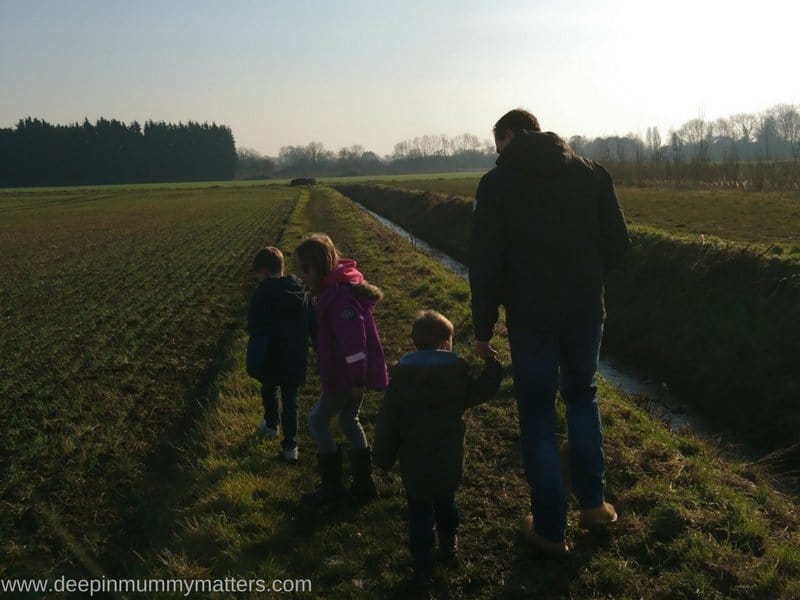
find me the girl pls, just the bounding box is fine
[294,233,388,504]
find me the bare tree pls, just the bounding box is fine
[614,136,626,162]
[730,113,757,144]
[757,114,778,160]
[453,133,481,154]
[680,117,713,164]
[646,126,662,163]
[306,141,327,171]
[419,135,437,157]
[599,137,612,163]
[569,135,588,156]
[713,117,736,162]
[669,130,684,166]
[628,132,645,165]
[437,134,452,156]
[772,103,800,162]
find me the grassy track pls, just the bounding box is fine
[0,186,299,576]
[136,186,800,598]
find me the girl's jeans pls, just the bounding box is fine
[508,324,606,542]
[308,391,368,454]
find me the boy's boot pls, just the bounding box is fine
[348,446,378,501]
[300,450,344,506]
[437,533,459,564]
[412,552,435,587]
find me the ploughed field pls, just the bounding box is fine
[0,185,299,575]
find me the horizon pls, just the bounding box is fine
[2,0,798,156]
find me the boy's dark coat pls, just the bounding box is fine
[247,275,310,385]
[374,355,502,499]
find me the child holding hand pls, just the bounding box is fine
[374,310,503,583]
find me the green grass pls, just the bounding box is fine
[131,186,800,598]
[0,185,300,576]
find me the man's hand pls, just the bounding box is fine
[475,340,499,360]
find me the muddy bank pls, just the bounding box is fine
[335,183,800,466]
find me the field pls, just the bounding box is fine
[2,181,800,598]
[0,185,300,575]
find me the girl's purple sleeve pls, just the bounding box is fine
[330,295,368,387]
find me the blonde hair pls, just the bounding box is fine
[411,310,454,350]
[294,233,340,278]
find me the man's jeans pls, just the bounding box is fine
[509,324,606,542]
[262,383,299,450]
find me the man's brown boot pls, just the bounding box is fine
[521,514,570,557]
[579,501,618,530]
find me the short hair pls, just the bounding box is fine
[252,246,284,275]
[411,310,454,350]
[294,233,339,277]
[493,108,541,136]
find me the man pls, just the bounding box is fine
[470,108,631,555]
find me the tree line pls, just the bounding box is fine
[240,103,799,190]
[237,133,497,180]
[0,118,236,187]
[569,103,799,190]
[4,102,797,189]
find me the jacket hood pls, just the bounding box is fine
[496,130,576,178]
[320,259,383,303]
[322,259,364,287]
[258,275,306,310]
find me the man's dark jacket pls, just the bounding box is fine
[247,275,310,385]
[373,351,503,499]
[470,131,631,339]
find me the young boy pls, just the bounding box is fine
[247,246,310,462]
[374,310,503,583]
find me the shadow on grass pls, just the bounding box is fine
[501,532,607,598]
[104,318,246,574]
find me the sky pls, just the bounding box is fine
[1,0,798,157]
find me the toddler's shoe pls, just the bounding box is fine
[282,446,299,462]
[257,419,278,438]
[579,502,618,530]
[412,556,435,587]
[521,514,570,557]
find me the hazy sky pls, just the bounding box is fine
[2,0,798,156]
